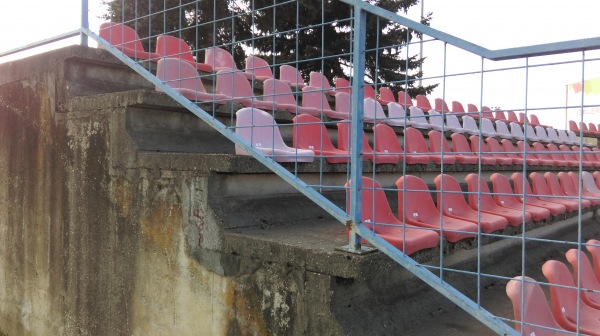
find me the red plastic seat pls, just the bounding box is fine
[585,239,600,283]
[494,110,506,121]
[205,47,253,80]
[155,35,213,72]
[263,79,317,115]
[334,92,352,117]
[530,114,546,127]
[547,143,578,167]
[582,146,600,167]
[434,174,507,233]
[532,142,568,166]
[245,56,274,81]
[530,172,580,211]
[499,139,529,165]
[309,71,336,97]
[344,177,439,255]
[517,141,553,166]
[542,260,600,335]
[566,249,600,309]
[470,135,505,165]
[481,106,496,120]
[569,120,580,133]
[397,90,413,108]
[506,111,520,124]
[373,124,430,164]
[451,101,466,115]
[235,108,314,162]
[506,276,570,336]
[519,112,529,125]
[485,137,518,165]
[334,78,351,94]
[415,95,433,112]
[595,171,600,188]
[301,86,348,120]
[549,172,592,208]
[404,128,455,165]
[451,133,488,164]
[434,98,451,113]
[490,173,551,222]
[589,123,600,135]
[216,70,275,110]
[279,65,306,89]
[559,144,591,167]
[155,58,226,103]
[466,103,480,119]
[378,87,396,105]
[465,174,531,226]
[572,171,600,205]
[396,175,478,242]
[363,85,376,100]
[99,22,160,60]
[292,114,348,163]
[572,145,600,167]
[511,173,567,216]
[428,130,474,164]
[337,121,399,164]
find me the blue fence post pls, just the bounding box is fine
[81,0,89,46]
[348,5,367,252]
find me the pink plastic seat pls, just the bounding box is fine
[263,79,317,115]
[445,114,465,133]
[279,65,306,89]
[302,87,348,120]
[595,171,600,188]
[337,121,399,164]
[559,144,591,167]
[334,92,352,117]
[451,101,465,114]
[292,114,348,163]
[469,135,503,165]
[386,102,414,127]
[451,133,488,164]
[481,106,496,120]
[235,108,314,162]
[509,122,525,141]
[517,141,553,166]
[155,58,226,103]
[216,70,275,110]
[397,90,413,108]
[434,98,451,113]
[426,110,445,132]
[500,139,528,165]
[494,120,513,140]
[589,123,600,135]
[428,130,472,164]
[490,173,550,221]
[530,172,580,211]
[396,175,478,242]
[334,78,351,94]
[155,35,213,72]
[549,172,592,208]
[506,276,570,336]
[532,142,568,166]
[511,173,567,216]
[434,174,507,233]
[415,95,433,112]
[205,47,253,80]
[535,126,552,143]
[245,56,274,81]
[99,22,160,60]
[363,98,388,123]
[566,249,600,309]
[542,260,600,335]
[519,112,529,125]
[582,147,600,167]
[309,72,336,97]
[407,106,431,130]
[404,128,455,165]
[585,239,600,283]
[373,124,430,164]
[344,177,439,255]
[465,174,531,226]
[480,118,499,138]
[547,143,578,167]
[485,137,516,165]
[378,87,396,105]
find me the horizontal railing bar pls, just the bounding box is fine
[0,29,81,58]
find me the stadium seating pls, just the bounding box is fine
[386,102,413,127]
[586,240,600,282]
[510,122,526,141]
[494,120,513,139]
[451,101,466,114]
[445,114,465,133]
[434,98,451,113]
[216,70,275,109]
[546,172,592,209]
[279,65,306,89]
[206,47,253,79]
[546,143,578,166]
[546,128,561,143]
[429,131,475,164]
[363,98,388,123]
[337,121,399,164]
[292,114,348,163]
[511,173,568,216]
[506,111,520,124]
[461,116,480,136]
[245,56,274,81]
[309,71,336,96]
[532,142,568,166]
[535,126,552,143]
[373,124,430,164]
[235,107,314,162]
[486,137,520,165]
[263,79,317,115]
[517,141,553,166]
[469,135,505,165]
[490,173,551,221]
[334,92,352,117]
[404,128,455,164]
[415,95,433,111]
[155,58,226,103]
[99,22,160,61]
[155,35,213,72]
[378,87,396,105]
[500,139,528,165]
[302,86,348,119]
[565,249,600,309]
[426,109,445,132]
[334,77,351,94]
[451,133,492,164]
[407,106,432,129]
[529,172,580,211]
[479,118,499,138]
[397,91,413,108]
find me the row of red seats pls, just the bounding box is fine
[507,243,600,335]
[569,119,600,137]
[344,171,598,255]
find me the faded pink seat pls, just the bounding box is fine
[434,174,507,233]
[386,102,413,127]
[490,173,551,222]
[511,173,567,217]
[263,79,317,115]
[363,85,377,100]
[506,276,570,336]
[344,177,439,255]
[235,108,314,162]
[337,121,399,164]
[309,71,336,96]
[292,114,348,163]
[373,124,430,164]
[205,47,253,80]
[396,175,478,242]
[216,70,276,110]
[407,106,431,130]
[363,98,388,123]
[302,86,348,120]
[566,249,600,310]
[279,65,306,89]
[155,34,213,72]
[334,92,352,117]
[155,58,225,103]
[99,22,160,60]
[245,56,274,81]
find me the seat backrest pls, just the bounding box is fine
[535,126,549,140]
[486,137,506,157]
[530,172,552,196]
[155,35,196,63]
[480,118,496,135]
[494,120,511,137]
[379,87,396,103]
[567,130,580,144]
[519,112,528,124]
[263,78,296,105]
[387,102,407,123]
[510,122,525,138]
[205,47,236,69]
[569,120,580,132]
[450,133,473,155]
[364,98,387,121]
[490,173,519,206]
[465,173,497,209]
[512,172,535,196]
[451,101,466,114]
[344,177,400,227]
[335,92,351,114]
[585,239,600,283]
[335,78,351,94]
[216,70,253,98]
[434,174,472,214]
[408,106,427,124]
[547,128,561,143]
[373,124,404,155]
[525,125,539,140]
[589,123,599,133]
[99,22,144,52]
[532,142,552,161]
[397,90,413,107]
[427,110,444,129]
[530,114,542,126]
[481,106,495,119]
[559,172,579,196]
[542,260,581,326]
[404,127,430,154]
[302,86,333,111]
[279,65,305,86]
[395,175,440,223]
[446,114,463,130]
[506,111,519,123]
[156,58,207,93]
[309,72,333,91]
[582,171,600,193]
[292,114,337,152]
[245,56,273,78]
[428,130,452,155]
[363,85,376,100]
[467,103,478,113]
[415,95,432,111]
[545,172,568,197]
[462,116,479,133]
[557,129,570,143]
[434,98,450,113]
[500,139,519,158]
[580,121,590,132]
[506,276,565,335]
[566,249,600,293]
[517,141,538,159]
[235,107,286,149]
[337,121,373,153]
[494,110,506,120]
[469,135,491,157]
[546,143,566,162]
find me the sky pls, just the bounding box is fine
[1,0,599,129]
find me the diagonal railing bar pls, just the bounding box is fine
[339,0,600,61]
[82,27,352,227]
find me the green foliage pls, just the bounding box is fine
[102,0,437,96]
